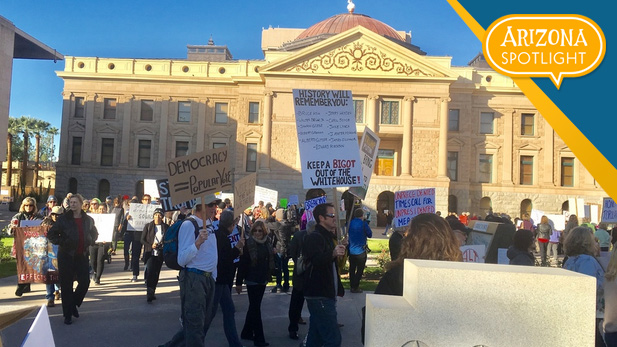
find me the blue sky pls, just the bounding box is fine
[3,0,481,155]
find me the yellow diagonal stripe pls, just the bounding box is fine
[447,0,617,200]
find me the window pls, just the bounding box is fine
[521,113,534,136]
[71,137,82,165]
[561,158,574,187]
[178,101,191,122]
[141,100,154,121]
[447,151,458,181]
[376,149,395,176]
[175,141,189,158]
[98,179,110,200]
[520,156,533,185]
[215,102,228,124]
[354,100,365,123]
[380,101,399,124]
[248,102,259,123]
[480,112,494,134]
[478,154,493,183]
[100,138,114,166]
[246,143,257,172]
[74,97,85,118]
[138,140,151,168]
[103,98,116,119]
[448,109,460,131]
[213,142,226,149]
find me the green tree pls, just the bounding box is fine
[5,118,20,186]
[32,119,51,187]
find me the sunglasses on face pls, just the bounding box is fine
[24,205,34,207]
[324,213,336,218]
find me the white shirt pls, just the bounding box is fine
[177,215,218,280]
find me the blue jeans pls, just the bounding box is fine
[305,297,341,347]
[45,284,59,300]
[274,254,290,290]
[205,283,242,347]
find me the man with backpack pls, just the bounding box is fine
[160,196,220,347]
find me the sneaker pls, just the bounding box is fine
[131,276,137,282]
[47,298,55,307]
[55,290,61,300]
[350,288,363,293]
[64,316,72,325]
[289,331,299,340]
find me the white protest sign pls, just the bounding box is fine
[128,203,160,231]
[254,186,278,207]
[472,221,490,232]
[497,248,509,264]
[144,179,160,199]
[20,220,42,227]
[166,146,231,206]
[292,89,363,189]
[602,197,617,223]
[21,305,55,347]
[288,195,300,206]
[156,179,198,212]
[546,214,566,231]
[91,213,116,242]
[349,127,380,200]
[460,245,486,263]
[531,209,544,225]
[576,198,585,218]
[393,188,436,228]
[304,196,328,223]
[568,197,577,214]
[591,205,599,224]
[234,173,257,219]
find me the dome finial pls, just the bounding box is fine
[347,0,355,13]
[208,35,214,45]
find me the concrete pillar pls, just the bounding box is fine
[401,96,414,176]
[366,95,379,133]
[157,98,169,169]
[260,91,273,171]
[543,117,555,185]
[502,109,514,185]
[197,99,207,152]
[437,97,450,178]
[58,95,71,165]
[120,96,133,166]
[82,94,96,164]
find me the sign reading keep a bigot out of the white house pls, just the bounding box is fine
[292,89,363,189]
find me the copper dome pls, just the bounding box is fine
[296,13,402,41]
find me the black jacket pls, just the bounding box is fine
[302,224,344,299]
[236,237,273,286]
[507,246,535,266]
[48,211,98,256]
[269,220,294,257]
[288,229,307,290]
[215,228,241,286]
[141,221,169,253]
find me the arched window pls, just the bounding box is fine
[479,196,492,217]
[448,195,458,213]
[135,180,144,199]
[68,178,78,194]
[561,200,570,213]
[376,191,395,227]
[520,199,533,217]
[98,179,110,200]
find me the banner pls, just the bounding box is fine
[349,127,381,200]
[234,173,257,219]
[156,179,198,212]
[602,197,617,223]
[91,213,116,242]
[254,186,278,207]
[304,195,328,223]
[166,146,231,205]
[14,226,58,284]
[127,203,160,231]
[393,188,436,228]
[293,89,363,189]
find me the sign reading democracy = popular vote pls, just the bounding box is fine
[166,147,232,205]
[293,89,363,189]
[393,188,436,228]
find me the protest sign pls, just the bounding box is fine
[166,146,231,206]
[497,248,509,264]
[393,188,435,228]
[234,173,256,219]
[531,209,544,225]
[349,127,380,200]
[546,214,566,231]
[156,179,198,212]
[128,203,160,231]
[602,197,617,223]
[91,213,116,242]
[14,226,58,284]
[472,221,490,232]
[288,195,299,206]
[460,245,486,263]
[144,179,160,199]
[304,195,328,223]
[21,220,42,227]
[292,89,363,189]
[568,197,577,214]
[576,198,585,218]
[591,205,599,224]
[254,186,278,207]
[22,305,55,347]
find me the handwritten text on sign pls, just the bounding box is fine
[602,197,617,223]
[156,179,198,212]
[166,147,231,205]
[304,196,328,223]
[394,188,436,228]
[234,173,257,219]
[293,89,363,189]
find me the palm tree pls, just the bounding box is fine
[5,117,19,187]
[46,126,59,162]
[15,116,38,189]
[32,119,51,187]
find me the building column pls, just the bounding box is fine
[437,97,450,178]
[543,117,555,185]
[197,98,208,152]
[401,96,414,176]
[58,94,71,165]
[157,98,170,169]
[82,94,96,164]
[366,95,379,134]
[120,96,133,166]
[260,91,273,171]
[502,109,514,185]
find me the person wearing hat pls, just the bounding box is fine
[39,195,58,218]
[41,206,64,307]
[140,208,170,302]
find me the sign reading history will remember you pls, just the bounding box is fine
[166,147,231,205]
[293,89,363,189]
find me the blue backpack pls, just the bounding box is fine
[163,217,199,270]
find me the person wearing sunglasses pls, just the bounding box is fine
[11,197,43,297]
[302,203,346,347]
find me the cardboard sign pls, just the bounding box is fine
[292,89,363,189]
[602,197,617,222]
[156,179,198,212]
[254,186,278,207]
[304,196,328,223]
[127,203,160,231]
[349,127,380,200]
[166,146,231,205]
[22,305,56,347]
[91,213,116,242]
[234,173,257,219]
[393,188,436,228]
[14,226,59,284]
[460,245,486,263]
[472,221,490,232]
